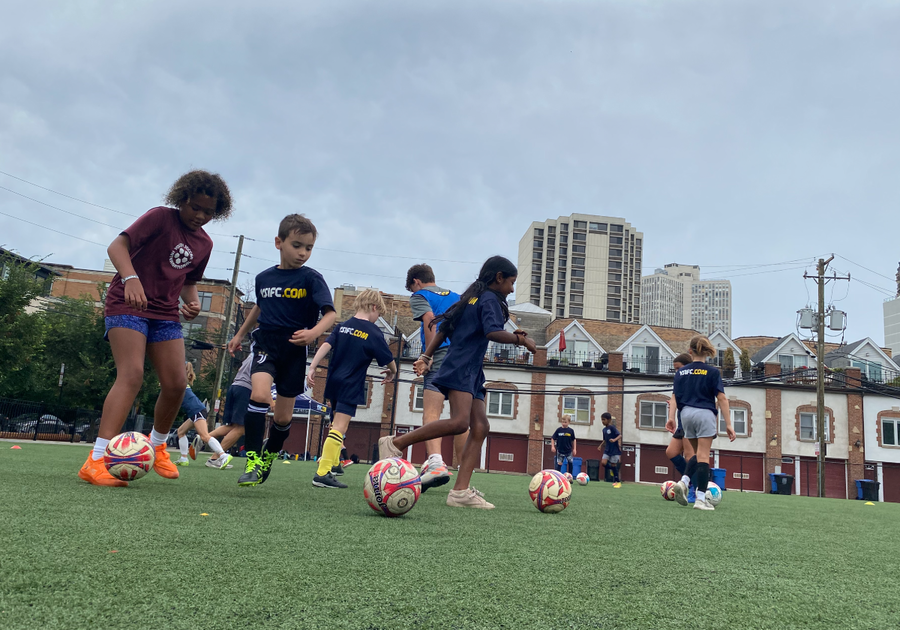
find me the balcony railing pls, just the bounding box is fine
[401,338,534,366]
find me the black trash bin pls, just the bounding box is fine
[855,479,879,501]
[586,459,601,482]
[769,473,794,495]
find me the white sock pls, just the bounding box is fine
[92,438,110,461]
[150,429,168,448]
[428,453,443,465]
[207,437,223,456]
[680,475,691,486]
[696,490,706,503]
[178,436,189,457]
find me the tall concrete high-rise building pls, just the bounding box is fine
[884,263,900,357]
[640,263,732,336]
[516,214,643,322]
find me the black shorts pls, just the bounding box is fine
[222,385,251,426]
[250,328,308,398]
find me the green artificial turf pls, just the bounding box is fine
[1,443,898,630]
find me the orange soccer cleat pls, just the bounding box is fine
[152,444,180,479]
[78,453,128,487]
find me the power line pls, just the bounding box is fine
[836,254,895,283]
[0,185,125,230]
[242,235,483,265]
[0,210,106,246]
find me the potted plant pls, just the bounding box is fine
[582,358,593,367]
[739,348,752,379]
[548,358,560,367]
[723,348,736,379]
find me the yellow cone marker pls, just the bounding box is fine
[864,502,875,506]
[282,460,291,464]
[200,513,209,516]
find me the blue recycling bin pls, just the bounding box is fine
[572,457,583,476]
[855,479,879,501]
[710,467,727,490]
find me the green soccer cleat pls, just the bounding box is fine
[238,451,264,487]
[259,450,279,484]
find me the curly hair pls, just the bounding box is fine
[164,170,233,220]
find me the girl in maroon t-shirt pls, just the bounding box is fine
[79,170,233,487]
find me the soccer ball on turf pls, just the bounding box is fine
[104,432,155,481]
[661,480,676,501]
[564,472,574,482]
[706,482,722,506]
[363,458,421,517]
[576,472,589,486]
[529,469,572,513]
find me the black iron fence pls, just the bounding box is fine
[0,397,102,443]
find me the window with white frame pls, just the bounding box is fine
[562,395,590,424]
[882,417,899,446]
[799,412,830,441]
[198,291,213,312]
[412,385,424,411]
[852,360,883,381]
[639,401,668,429]
[487,391,514,417]
[719,408,748,436]
[182,322,203,339]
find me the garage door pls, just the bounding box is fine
[716,451,765,492]
[882,464,900,503]
[797,458,847,499]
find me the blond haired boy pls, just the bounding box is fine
[307,289,397,488]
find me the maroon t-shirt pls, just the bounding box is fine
[105,207,213,321]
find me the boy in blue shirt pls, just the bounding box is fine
[598,412,622,486]
[307,289,396,488]
[551,415,577,475]
[406,264,462,491]
[227,214,336,487]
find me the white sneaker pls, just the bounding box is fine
[694,498,715,511]
[205,454,233,469]
[673,480,689,506]
[377,435,402,460]
[446,487,495,509]
[420,458,451,493]
[175,456,189,466]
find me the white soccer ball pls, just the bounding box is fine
[576,472,589,486]
[363,458,422,517]
[706,482,722,506]
[661,480,676,501]
[529,469,572,513]
[104,432,155,481]
[564,472,574,482]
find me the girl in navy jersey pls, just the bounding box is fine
[665,353,694,482]
[671,336,736,510]
[378,256,537,509]
[79,170,232,487]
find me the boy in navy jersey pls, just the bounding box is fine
[307,289,396,488]
[551,415,577,475]
[407,264,462,491]
[598,412,622,485]
[227,215,336,487]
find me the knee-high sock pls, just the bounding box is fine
[317,430,344,476]
[334,437,348,468]
[604,463,612,481]
[243,400,270,454]
[682,456,698,486]
[670,454,686,476]
[264,421,291,454]
[178,435,189,457]
[207,436,224,455]
[694,462,710,499]
[613,463,621,483]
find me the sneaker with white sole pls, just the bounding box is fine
[191,435,203,460]
[673,480,689,506]
[331,464,344,476]
[446,487,495,509]
[693,498,715,511]
[377,435,402,460]
[206,454,233,469]
[312,472,348,489]
[420,459,451,493]
[175,457,190,466]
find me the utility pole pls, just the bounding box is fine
[213,235,244,421]
[803,256,849,498]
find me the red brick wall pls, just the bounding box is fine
[527,348,548,475]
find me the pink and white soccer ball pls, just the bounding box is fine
[576,472,589,486]
[564,472,574,482]
[661,480,676,501]
[529,469,572,513]
[363,458,422,517]
[104,432,155,481]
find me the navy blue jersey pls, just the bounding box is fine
[602,424,621,456]
[254,265,334,331]
[432,290,507,397]
[552,426,576,454]
[410,286,460,350]
[324,318,394,406]
[673,361,725,412]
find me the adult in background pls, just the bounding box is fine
[406,264,463,492]
[551,414,577,476]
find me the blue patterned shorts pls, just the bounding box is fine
[104,315,183,344]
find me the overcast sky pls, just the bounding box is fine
[2,0,898,345]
